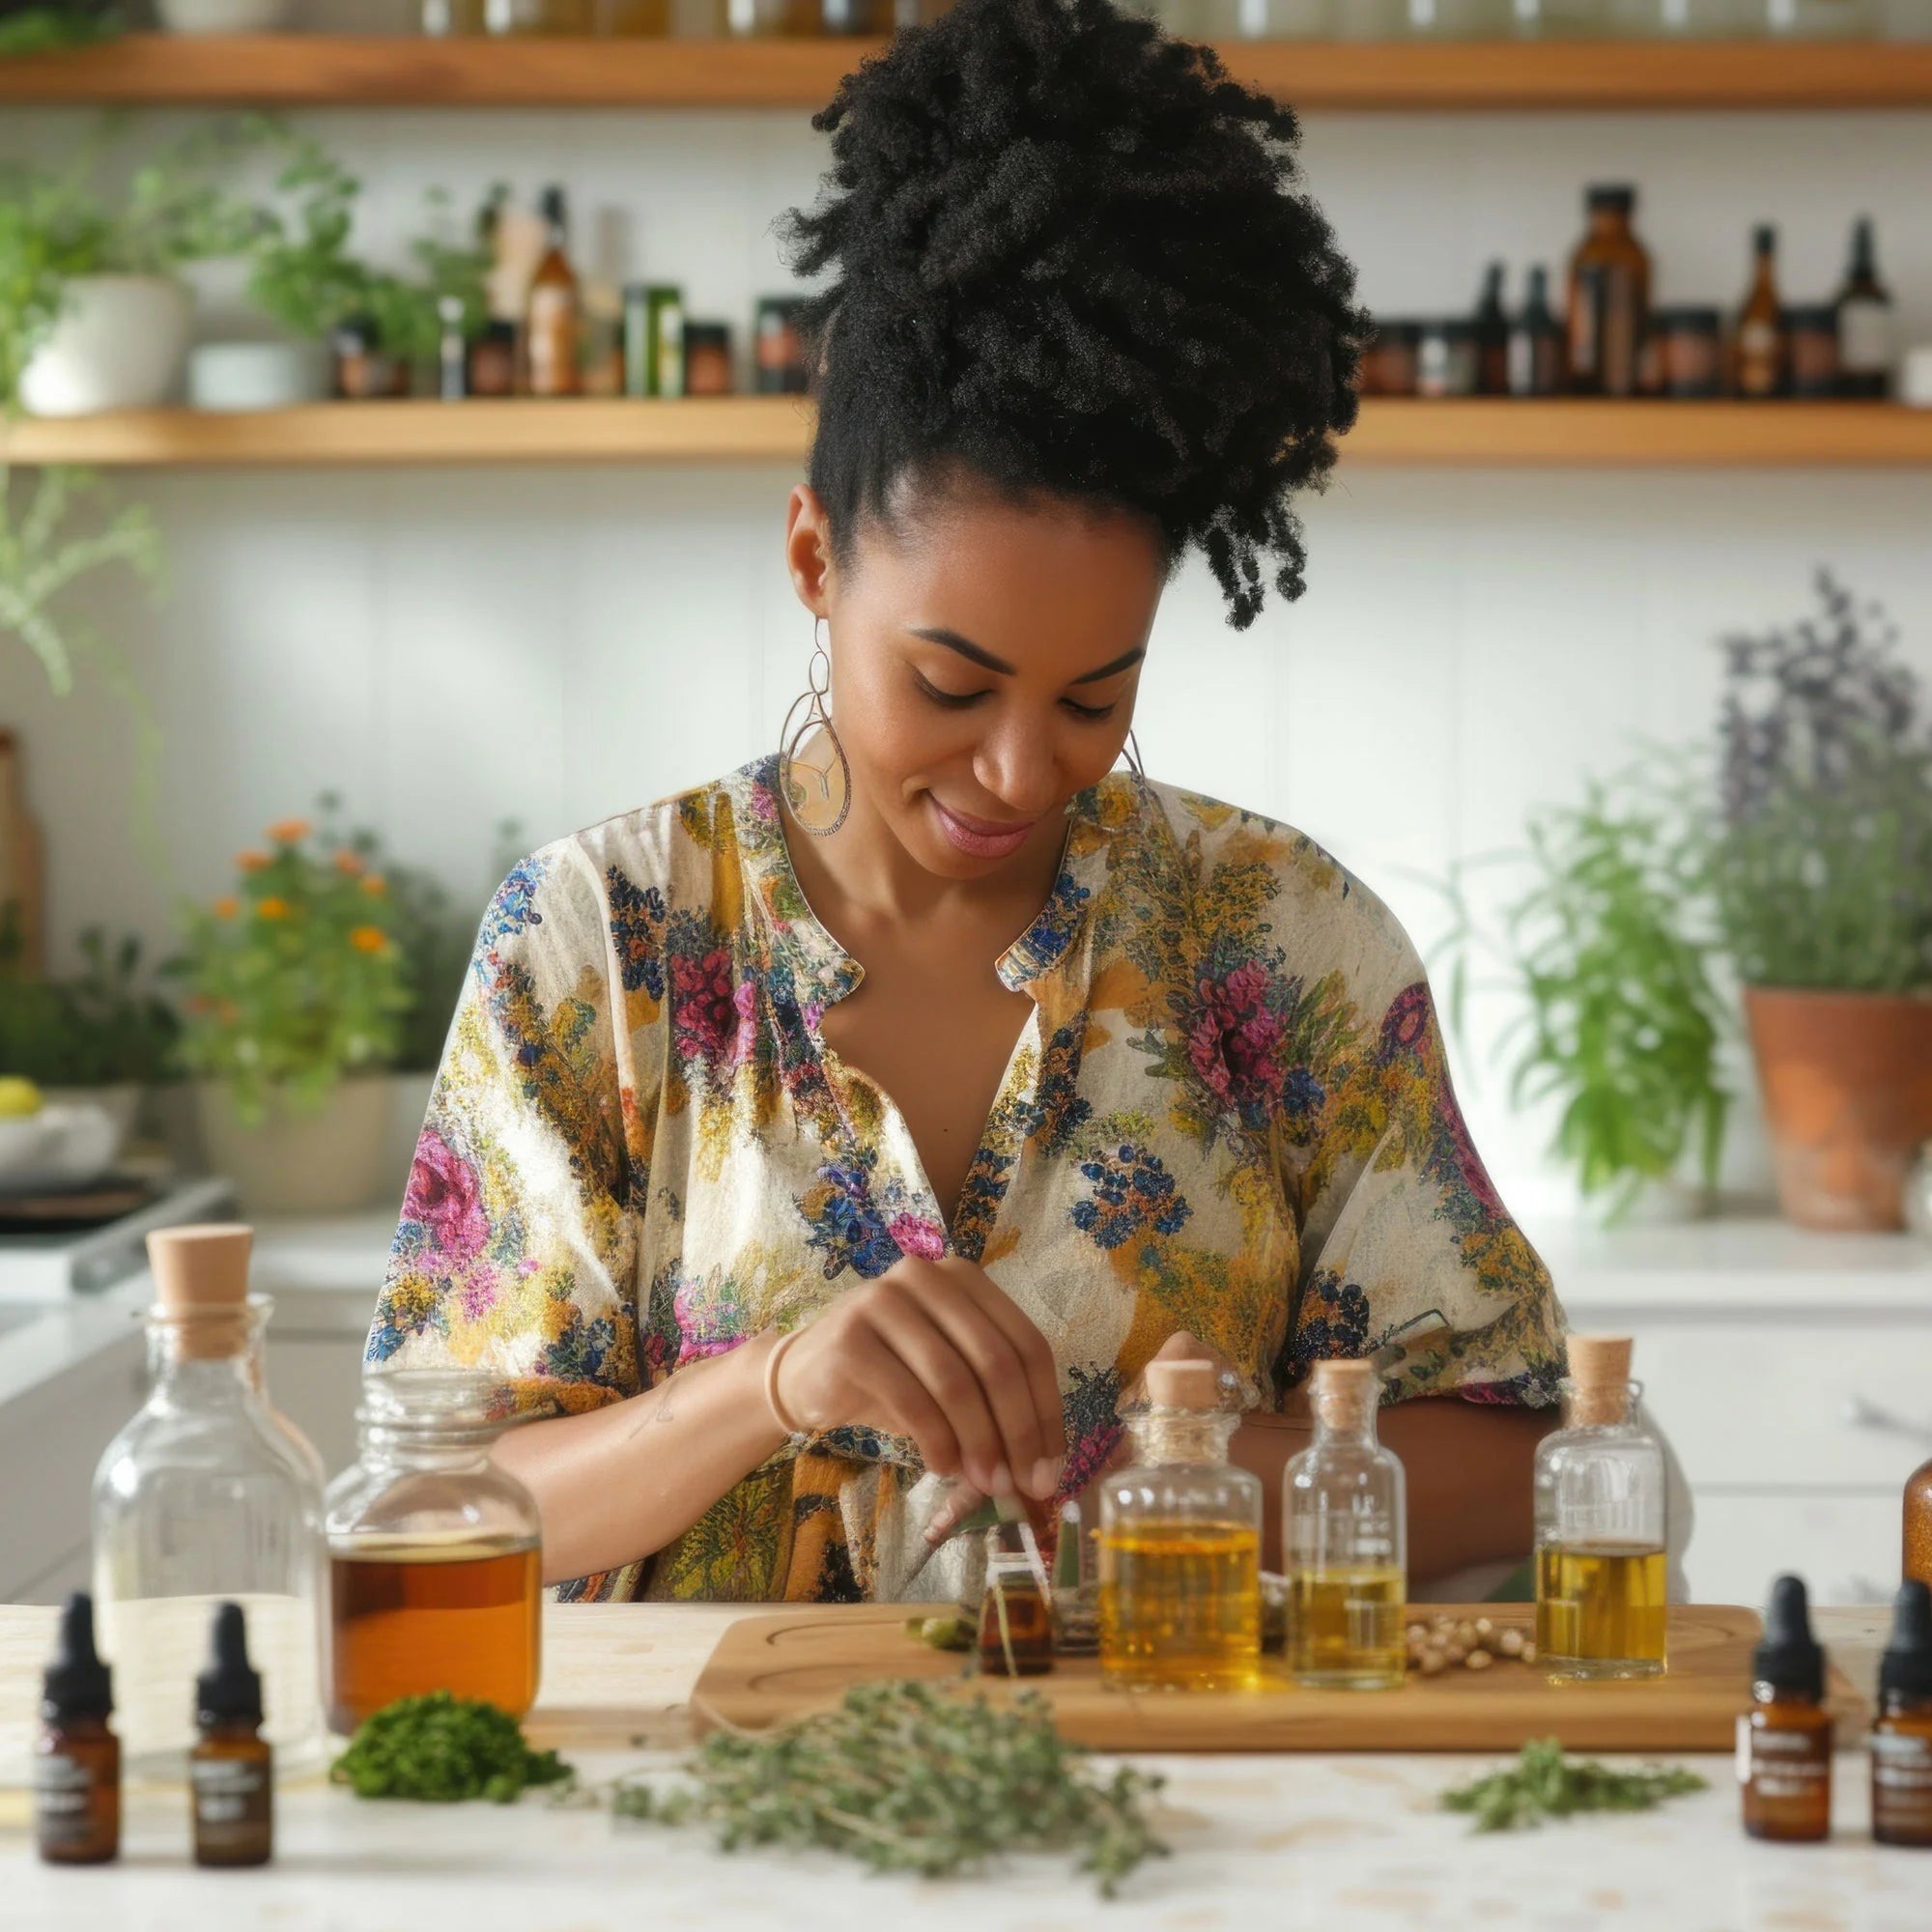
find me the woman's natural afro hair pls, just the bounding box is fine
[780,0,1366,631]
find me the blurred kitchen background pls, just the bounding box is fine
[2,0,1930,1610]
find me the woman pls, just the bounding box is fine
[371,0,1567,1605]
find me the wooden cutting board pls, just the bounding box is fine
[691,1603,1870,1753]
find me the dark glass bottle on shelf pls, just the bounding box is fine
[1740,1575,1833,1844]
[1507,265,1564,397]
[1566,185,1650,398]
[1733,223,1788,399]
[1833,216,1894,400]
[525,186,582,398]
[1472,261,1510,396]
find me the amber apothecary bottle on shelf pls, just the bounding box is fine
[1871,1579,1932,1848]
[1472,262,1510,396]
[1734,223,1789,399]
[190,1603,273,1870]
[684,321,735,395]
[525,186,582,398]
[1566,185,1651,398]
[1284,1360,1406,1690]
[1097,1359,1262,1691]
[1508,266,1565,397]
[35,1594,119,1867]
[1652,306,1723,398]
[1534,1334,1667,1681]
[1741,1574,1833,1843]
[325,1372,543,1737]
[1907,1453,1932,1588]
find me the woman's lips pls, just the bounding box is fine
[929,797,1037,859]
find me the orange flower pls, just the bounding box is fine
[185,993,215,1015]
[256,896,290,921]
[212,896,240,920]
[333,849,367,877]
[236,850,271,874]
[349,925,387,954]
[360,874,387,896]
[267,818,311,845]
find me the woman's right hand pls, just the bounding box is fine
[772,1253,1064,1502]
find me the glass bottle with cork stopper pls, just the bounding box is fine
[1741,1574,1833,1842]
[1284,1359,1406,1690]
[1534,1333,1666,1681]
[324,1370,543,1736]
[34,1592,118,1866]
[1097,1357,1261,1691]
[1871,1578,1932,1848]
[92,1225,327,1775]
[190,1602,273,1868]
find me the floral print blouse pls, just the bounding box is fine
[369,755,1568,1605]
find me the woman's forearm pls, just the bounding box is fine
[490,1331,789,1585]
[1232,1396,1556,1585]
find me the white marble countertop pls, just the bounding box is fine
[0,1603,1921,1932]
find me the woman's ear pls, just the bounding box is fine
[783,484,835,617]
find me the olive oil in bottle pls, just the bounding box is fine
[1284,1359,1406,1690]
[1534,1335,1668,1682]
[1097,1359,1261,1691]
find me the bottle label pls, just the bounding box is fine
[1742,1721,1831,1797]
[1839,299,1893,376]
[191,1754,269,1827]
[34,1752,93,1817]
[527,286,577,395]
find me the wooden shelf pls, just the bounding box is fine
[5,33,1932,111]
[4,397,1930,469]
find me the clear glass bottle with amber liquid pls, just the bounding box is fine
[1284,1359,1406,1690]
[1733,223,1789,398]
[1741,1574,1833,1842]
[1871,1578,1932,1848]
[325,1372,543,1736]
[523,185,581,398]
[1534,1334,1667,1681]
[1098,1359,1261,1691]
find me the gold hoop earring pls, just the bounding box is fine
[778,616,851,838]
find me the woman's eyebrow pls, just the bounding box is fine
[906,626,1146,685]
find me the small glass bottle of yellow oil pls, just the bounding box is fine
[1534,1334,1667,1682]
[1283,1359,1406,1690]
[1097,1359,1261,1691]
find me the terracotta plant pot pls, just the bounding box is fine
[195,1075,391,1217]
[1743,985,1932,1232]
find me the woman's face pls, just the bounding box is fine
[783,470,1166,881]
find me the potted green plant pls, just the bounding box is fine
[1713,573,1932,1232]
[172,805,412,1214]
[1,124,261,416]
[1440,761,1733,1225]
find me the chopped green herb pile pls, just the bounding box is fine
[329,1691,574,1804]
[1440,1737,1706,1833]
[903,1611,975,1653]
[615,1680,1165,1895]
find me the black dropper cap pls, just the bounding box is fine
[43,1591,113,1722]
[195,1601,264,1730]
[1880,1579,1932,1703]
[1753,1574,1824,1700]
[1752,221,1778,258]
[539,185,568,238]
[1586,184,1635,215]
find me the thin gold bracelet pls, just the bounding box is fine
[762,1325,810,1442]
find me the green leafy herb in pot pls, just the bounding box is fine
[1440,1737,1706,1833]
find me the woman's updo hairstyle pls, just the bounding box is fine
[780,0,1367,629]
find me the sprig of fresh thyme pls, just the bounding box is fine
[614,1680,1166,1895]
[329,1691,574,1804]
[1441,1737,1706,1833]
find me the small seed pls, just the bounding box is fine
[1453,1621,1479,1648]
[1442,1642,1467,1665]
[1473,1616,1494,1637]
[1520,1642,1538,1664]
[1498,1629,1525,1658]
[1406,1624,1428,1644]
[1418,1649,1447,1676]
[1464,1647,1494,1672]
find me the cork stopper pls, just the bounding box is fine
[147,1223,253,1358]
[1309,1357,1379,1429]
[1144,1359,1220,1411]
[1566,1333,1633,1427]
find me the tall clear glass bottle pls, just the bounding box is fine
[1534,1334,1667,1681]
[1283,1359,1406,1690]
[92,1228,326,1775]
[1097,1359,1261,1691]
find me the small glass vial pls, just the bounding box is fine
[191,1603,273,1869]
[978,1521,1055,1677]
[1872,1579,1932,1847]
[1741,1574,1833,1842]
[93,1227,327,1776]
[325,1371,543,1736]
[1098,1359,1261,1691]
[35,1593,119,1867]
[1051,1499,1100,1657]
[1284,1359,1406,1690]
[1534,1335,1667,1682]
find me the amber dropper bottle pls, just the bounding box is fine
[1871,1578,1932,1849]
[1740,1574,1833,1843]
[34,1591,119,1865]
[189,1601,274,1867]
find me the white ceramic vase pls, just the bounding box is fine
[18,275,193,417]
[155,0,295,30]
